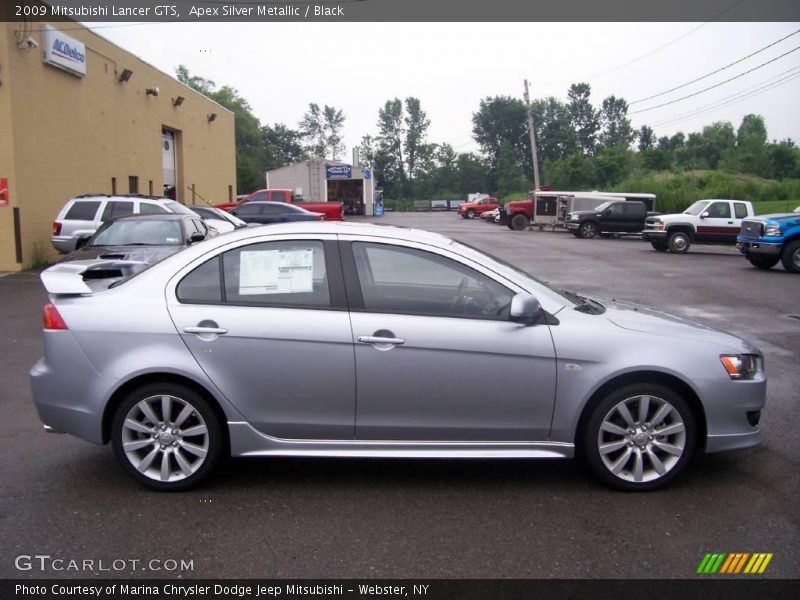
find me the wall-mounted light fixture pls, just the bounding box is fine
[207,113,217,123]
[172,96,185,107]
[145,86,160,97]
[117,68,133,83]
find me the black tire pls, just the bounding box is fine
[780,239,800,273]
[583,383,696,492]
[466,209,476,219]
[667,231,691,254]
[111,382,223,491]
[747,254,779,270]
[651,240,668,252]
[510,213,529,231]
[578,221,598,239]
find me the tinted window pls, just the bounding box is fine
[139,202,169,215]
[101,201,135,221]
[223,240,329,307]
[65,201,101,221]
[235,204,262,217]
[608,204,624,215]
[706,202,731,218]
[263,204,288,215]
[734,203,748,219]
[352,242,513,320]
[177,257,222,303]
[249,192,268,203]
[622,203,642,215]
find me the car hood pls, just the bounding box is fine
[597,297,760,354]
[746,213,799,224]
[570,210,600,217]
[60,245,184,264]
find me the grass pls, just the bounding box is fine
[753,200,799,215]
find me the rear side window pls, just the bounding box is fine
[139,202,169,215]
[249,192,268,203]
[101,201,134,221]
[734,203,748,219]
[177,257,222,303]
[64,201,101,221]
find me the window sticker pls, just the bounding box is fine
[239,248,314,295]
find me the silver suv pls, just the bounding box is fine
[51,194,198,253]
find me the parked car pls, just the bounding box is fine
[31,222,765,492]
[51,194,202,254]
[643,199,754,253]
[59,214,215,273]
[188,205,249,233]
[230,201,324,225]
[737,212,800,273]
[480,208,500,223]
[216,188,344,221]
[566,200,658,239]
[457,196,499,219]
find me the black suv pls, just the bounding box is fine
[566,200,657,239]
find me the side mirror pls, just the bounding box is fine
[189,232,206,244]
[700,212,709,219]
[75,236,91,249]
[509,293,541,325]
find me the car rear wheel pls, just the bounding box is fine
[667,231,691,253]
[584,384,696,491]
[747,254,779,270]
[510,214,529,231]
[578,222,597,239]
[112,383,223,491]
[651,240,668,252]
[781,240,800,273]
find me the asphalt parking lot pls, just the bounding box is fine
[1,211,798,579]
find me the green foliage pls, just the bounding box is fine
[299,103,346,160]
[567,83,599,155]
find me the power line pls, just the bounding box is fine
[629,44,800,115]
[630,28,800,105]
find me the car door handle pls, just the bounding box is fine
[184,326,228,335]
[357,335,405,345]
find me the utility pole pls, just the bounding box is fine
[524,79,540,191]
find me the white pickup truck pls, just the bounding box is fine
[642,199,755,253]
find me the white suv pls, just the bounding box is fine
[51,194,198,253]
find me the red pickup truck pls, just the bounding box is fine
[457,196,499,219]
[215,189,344,221]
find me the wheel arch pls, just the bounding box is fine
[665,224,695,237]
[102,372,231,455]
[573,370,707,452]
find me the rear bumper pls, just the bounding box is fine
[51,237,76,254]
[736,240,782,256]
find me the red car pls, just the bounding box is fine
[457,197,499,219]
[215,189,344,221]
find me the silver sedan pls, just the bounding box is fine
[30,222,766,491]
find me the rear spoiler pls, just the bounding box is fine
[41,259,148,295]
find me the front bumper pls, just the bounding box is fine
[641,230,666,241]
[736,240,782,256]
[566,222,580,231]
[698,375,766,453]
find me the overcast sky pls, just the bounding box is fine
[95,22,800,158]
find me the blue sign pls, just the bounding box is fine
[326,165,352,179]
[363,169,372,180]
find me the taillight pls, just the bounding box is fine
[43,303,68,330]
[317,214,325,221]
[52,222,62,236]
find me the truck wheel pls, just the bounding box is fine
[667,231,691,254]
[651,241,668,252]
[466,209,476,219]
[510,214,529,231]
[747,255,779,270]
[578,222,597,239]
[781,240,800,273]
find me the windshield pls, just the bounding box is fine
[163,200,197,216]
[90,220,184,246]
[684,200,712,215]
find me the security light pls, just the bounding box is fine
[172,96,185,107]
[118,69,133,83]
[207,113,217,123]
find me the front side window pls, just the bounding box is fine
[352,242,513,320]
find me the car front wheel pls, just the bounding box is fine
[584,384,696,491]
[651,240,668,252]
[510,214,529,231]
[112,383,223,491]
[578,222,597,239]
[747,254,779,270]
[466,209,476,219]
[781,240,800,273]
[667,231,691,253]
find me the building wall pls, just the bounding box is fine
[0,22,236,271]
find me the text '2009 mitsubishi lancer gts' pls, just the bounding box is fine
[30,222,766,491]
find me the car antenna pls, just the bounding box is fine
[185,186,214,208]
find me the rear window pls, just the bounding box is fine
[139,202,169,215]
[64,201,101,221]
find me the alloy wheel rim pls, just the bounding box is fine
[121,394,209,483]
[597,394,686,483]
[583,224,596,237]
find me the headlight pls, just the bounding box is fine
[720,354,760,380]
[652,219,664,230]
[764,224,781,236]
[570,214,578,221]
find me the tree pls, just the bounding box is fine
[323,105,346,160]
[598,96,635,150]
[404,97,431,181]
[495,140,528,198]
[637,125,655,151]
[175,64,215,96]
[262,124,306,168]
[729,114,770,176]
[472,96,531,190]
[299,103,346,159]
[375,98,407,196]
[532,97,578,164]
[768,139,800,179]
[567,83,600,155]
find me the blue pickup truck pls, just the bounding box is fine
[737,206,800,273]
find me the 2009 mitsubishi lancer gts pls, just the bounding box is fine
[30,222,766,491]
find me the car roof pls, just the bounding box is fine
[109,213,195,222]
[72,194,173,202]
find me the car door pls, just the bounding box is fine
[341,238,557,442]
[697,201,739,242]
[602,203,626,232]
[166,235,355,439]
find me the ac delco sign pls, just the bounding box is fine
[43,25,86,77]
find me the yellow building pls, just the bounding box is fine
[0,20,236,271]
